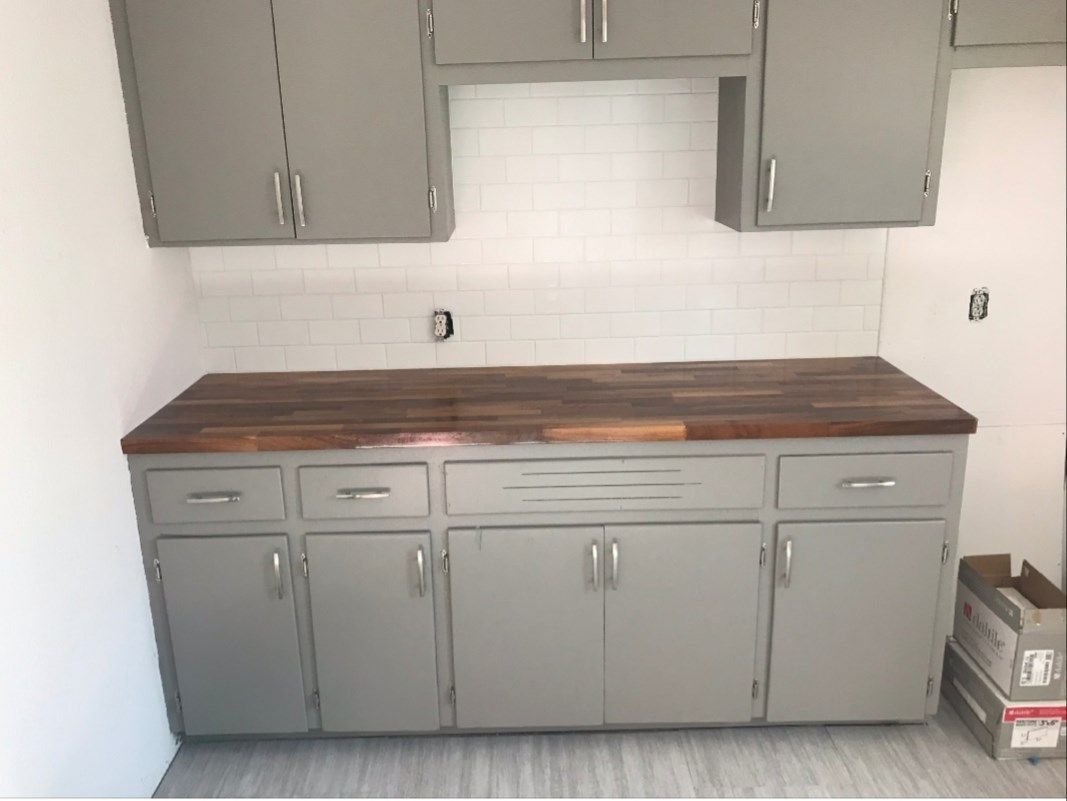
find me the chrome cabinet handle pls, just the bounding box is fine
[272,550,284,599]
[579,0,587,43]
[185,491,241,505]
[416,546,426,598]
[601,0,608,43]
[590,542,600,591]
[765,157,777,213]
[273,171,286,225]
[335,487,391,500]
[293,172,307,228]
[610,539,619,591]
[781,539,793,589]
[840,478,897,489]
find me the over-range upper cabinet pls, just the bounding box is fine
[953,0,1067,46]
[757,0,944,226]
[124,1,294,242]
[594,0,754,59]
[273,1,433,240]
[431,0,594,64]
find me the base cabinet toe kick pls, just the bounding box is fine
[130,436,969,738]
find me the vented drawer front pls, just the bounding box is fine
[445,456,765,514]
[146,467,285,524]
[299,464,429,519]
[777,452,954,509]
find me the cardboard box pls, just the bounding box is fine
[953,554,1066,701]
[943,639,1066,760]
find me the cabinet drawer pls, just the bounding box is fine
[146,468,285,524]
[432,0,593,65]
[298,464,429,519]
[446,456,765,514]
[777,453,954,509]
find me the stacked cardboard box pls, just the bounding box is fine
[943,554,1066,760]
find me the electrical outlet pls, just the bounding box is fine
[433,310,454,340]
[969,288,989,321]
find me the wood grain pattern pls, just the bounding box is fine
[121,357,977,454]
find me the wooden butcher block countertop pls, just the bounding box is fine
[120,357,977,454]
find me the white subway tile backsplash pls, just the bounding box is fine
[197,81,886,372]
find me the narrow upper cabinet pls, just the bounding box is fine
[273,1,433,240]
[757,0,945,227]
[953,0,1067,46]
[431,0,594,64]
[594,0,754,59]
[124,1,293,242]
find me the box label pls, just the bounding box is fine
[956,583,1019,694]
[1019,649,1055,687]
[1010,719,1063,749]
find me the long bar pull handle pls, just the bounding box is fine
[579,0,587,43]
[765,157,777,213]
[610,539,619,591]
[186,492,241,505]
[781,539,793,589]
[840,478,897,489]
[416,546,427,598]
[335,487,391,500]
[273,171,286,225]
[273,550,284,599]
[591,542,600,591]
[293,172,307,228]
[601,0,608,43]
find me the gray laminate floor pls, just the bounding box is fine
[154,702,1066,798]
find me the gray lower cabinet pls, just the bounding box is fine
[306,534,440,732]
[124,0,293,243]
[953,0,1067,46]
[448,526,605,728]
[157,535,308,736]
[594,0,754,59]
[273,1,432,240]
[432,0,593,64]
[604,523,761,724]
[757,0,944,226]
[766,520,948,723]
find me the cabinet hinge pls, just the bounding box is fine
[175,693,183,713]
[752,0,761,29]
[301,552,309,578]
[927,677,935,697]
[759,543,767,567]
[449,686,456,707]
[428,185,438,213]
[312,690,321,710]
[152,558,162,582]
[441,548,450,574]
[426,8,434,38]
[923,170,932,198]
[752,679,760,699]
[148,192,157,219]
[941,541,950,565]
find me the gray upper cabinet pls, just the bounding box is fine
[757,0,944,226]
[594,0,754,59]
[124,1,293,243]
[157,535,308,735]
[432,1,593,64]
[448,526,605,728]
[953,0,1067,46]
[273,1,432,240]
[604,523,761,725]
[306,534,440,732]
[766,521,947,723]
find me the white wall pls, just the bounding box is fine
[0,2,202,795]
[195,80,888,372]
[881,67,1066,583]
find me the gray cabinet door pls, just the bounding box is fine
[449,526,604,728]
[125,1,293,242]
[594,0,753,59]
[306,534,440,732]
[157,536,307,735]
[604,523,761,724]
[954,0,1067,46]
[766,521,947,722]
[273,1,431,240]
[758,0,943,226]
[432,0,594,64]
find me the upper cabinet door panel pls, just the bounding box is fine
[595,0,754,59]
[758,0,944,226]
[432,0,594,64]
[273,1,431,240]
[125,1,293,242]
[954,0,1067,46]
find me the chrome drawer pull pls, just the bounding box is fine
[416,546,427,598]
[293,172,307,228]
[765,157,777,213]
[590,542,600,591]
[610,539,620,591]
[335,487,391,500]
[782,538,793,588]
[579,0,587,42]
[273,171,286,225]
[185,491,241,505]
[272,550,284,599]
[840,478,897,489]
[601,0,608,43]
